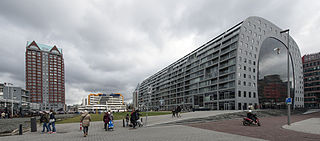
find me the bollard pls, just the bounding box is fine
[19,124,23,135]
[30,117,37,132]
[80,122,82,131]
[123,119,125,127]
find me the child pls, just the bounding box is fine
[125,114,129,127]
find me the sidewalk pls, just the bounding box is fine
[283,118,320,135]
[143,110,242,126]
[0,111,264,141]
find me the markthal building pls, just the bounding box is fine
[135,16,304,111]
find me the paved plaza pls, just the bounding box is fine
[1,110,320,141]
[1,110,266,141]
[283,118,320,135]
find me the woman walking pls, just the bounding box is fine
[48,109,56,133]
[81,110,91,137]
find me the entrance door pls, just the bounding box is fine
[224,103,229,110]
[199,95,204,107]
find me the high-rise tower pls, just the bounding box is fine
[25,41,65,111]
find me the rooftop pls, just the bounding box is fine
[27,41,62,53]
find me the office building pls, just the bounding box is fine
[303,52,320,108]
[135,16,304,111]
[25,41,65,111]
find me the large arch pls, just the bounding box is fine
[235,16,304,109]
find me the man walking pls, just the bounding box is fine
[40,111,50,133]
[103,112,110,131]
[130,109,137,128]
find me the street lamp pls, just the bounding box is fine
[4,82,13,118]
[145,86,152,127]
[274,29,291,125]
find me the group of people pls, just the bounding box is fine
[39,109,56,134]
[79,110,115,137]
[172,105,182,118]
[79,109,144,137]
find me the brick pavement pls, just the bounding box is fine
[188,112,320,141]
[0,111,265,141]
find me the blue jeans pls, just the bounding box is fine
[48,122,56,132]
[42,123,49,132]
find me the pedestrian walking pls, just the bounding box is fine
[176,106,181,118]
[103,112,110,131]
[81,110,91,137]
[172,109,176,118]
[1,112,5,119]
[48,109,56,134]
[40,111,50,133]
[125,114,129,127]
[130,109,137,128]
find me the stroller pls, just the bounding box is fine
[137,119,143,127]
[108,121,114,131]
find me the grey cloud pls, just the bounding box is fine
[0,0,319,104]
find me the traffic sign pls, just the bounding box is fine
[285,98,292,105]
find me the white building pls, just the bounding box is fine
[79,93,126,113]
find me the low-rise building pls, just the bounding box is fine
[0,83,40,115]
[79,93,126,113]
[303,52,320,108]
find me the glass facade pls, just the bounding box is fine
[258,37,294,108]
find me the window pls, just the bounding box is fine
[238,91,241,97]
[253,92,256,98]
[244,66,246,70]
[238,80,241,85]
[249,92,251,98]
[243,74,246,78]
[244,91,247,97]
[243,81,246,86]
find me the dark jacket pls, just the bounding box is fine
[126,114,129,122]
[103,113,110,123]
[130,111,137,122]
[40,113,49,123]
[49,112,56,120]
[176,106,181,112]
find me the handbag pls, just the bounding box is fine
[49,119,55,123]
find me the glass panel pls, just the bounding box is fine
[258,37,294,109]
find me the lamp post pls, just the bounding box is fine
[274,29,291,125]
[4,82,13,118]
[146,86,152,127]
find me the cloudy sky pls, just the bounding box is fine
[0,0,319,105]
